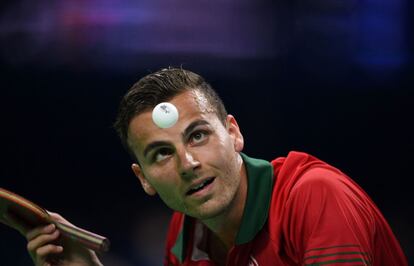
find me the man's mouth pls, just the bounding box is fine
[186,177,215,195]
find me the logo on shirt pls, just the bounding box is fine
[248,255,259,266]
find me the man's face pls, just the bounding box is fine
[127,90,244,220]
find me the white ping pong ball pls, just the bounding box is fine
[152,102,179,128]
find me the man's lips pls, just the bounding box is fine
[186,177,216,195]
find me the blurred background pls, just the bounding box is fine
[1,0,412,265]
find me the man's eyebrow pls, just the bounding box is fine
[143,120,210,158]
[143,141,170,158]
[183,120,210,138]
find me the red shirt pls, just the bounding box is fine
[164,152,408,266]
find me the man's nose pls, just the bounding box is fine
[177,147,201,179]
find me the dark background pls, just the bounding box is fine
[1,0,413,265]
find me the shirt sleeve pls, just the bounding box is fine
[282,167,376,265]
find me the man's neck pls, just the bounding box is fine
[201,160,248,250]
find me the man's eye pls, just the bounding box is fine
[190,131,208,145]
[153,148,173,162]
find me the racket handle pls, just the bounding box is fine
[55,221,110,252]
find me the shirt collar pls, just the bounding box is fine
[235,152,273,244]
[171,152,274,262]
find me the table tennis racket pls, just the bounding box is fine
[0,187,110,252]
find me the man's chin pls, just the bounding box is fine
[186,200,230,220]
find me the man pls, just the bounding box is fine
[26,67,407,265]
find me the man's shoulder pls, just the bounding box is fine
[270,151,338,179]
[269,151,353,200]
[271,150,323,168]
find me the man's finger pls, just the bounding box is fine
[35,243,63,257]
[27,229,60,253]
[26,224,56,242]
[47,211,73,226]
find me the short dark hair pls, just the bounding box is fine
[114,67,227,158]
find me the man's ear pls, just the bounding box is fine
[226,115,244,152]
[131,163,157,196]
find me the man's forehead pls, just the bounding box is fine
[126,90,215,150]
[190,89,214,113]
[131,90,212,129]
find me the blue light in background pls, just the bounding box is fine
[0,0,280,68]
[355,0,407,73]
[0,0,410,79]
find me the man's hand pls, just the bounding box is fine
[24,212,103,266]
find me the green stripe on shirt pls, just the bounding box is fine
[305,251,369,260]
[305,244,360,253]
[305,258,371,266]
